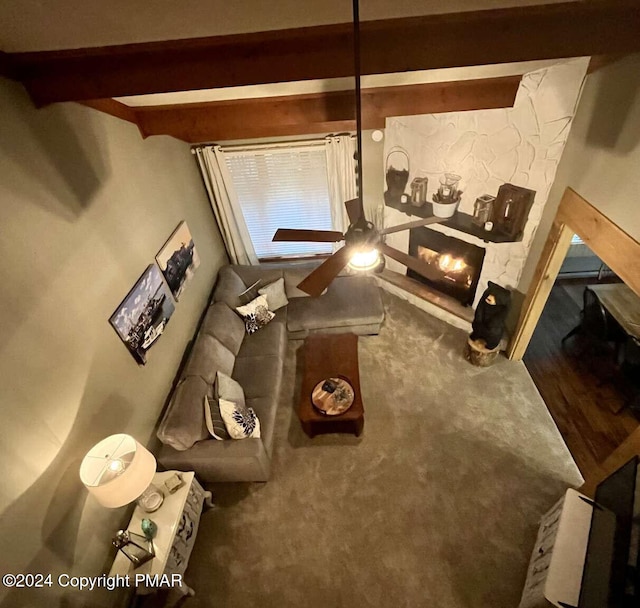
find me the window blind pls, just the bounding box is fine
[225,145,333,259]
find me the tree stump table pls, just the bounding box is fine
[464,336,500,367]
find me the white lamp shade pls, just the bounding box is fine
[80,434,156,508]
[348,248,380,271]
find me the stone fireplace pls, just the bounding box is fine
[407,227,486,306]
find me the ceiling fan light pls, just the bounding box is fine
[349,248,380,271]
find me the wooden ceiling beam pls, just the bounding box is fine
[79,99,138,124]
[130,75,520,142]
[8,1,640,106]
[0,50,18,79]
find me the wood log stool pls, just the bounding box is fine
[464,336,500,367]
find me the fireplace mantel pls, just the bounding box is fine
[385,197,517,244]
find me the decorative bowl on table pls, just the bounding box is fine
[311,377,355,416]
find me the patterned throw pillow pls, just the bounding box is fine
[203,395,230,440]
[219,398,261,439]
[235,295,275,334]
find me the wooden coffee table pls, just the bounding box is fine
[298,333,364,438]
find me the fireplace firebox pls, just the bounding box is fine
[407,228,486,306]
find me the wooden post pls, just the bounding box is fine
[507,218,573,360]
[508,187,640,361]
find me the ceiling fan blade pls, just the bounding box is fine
[380,216,442,236]
[272,229,345,243]
[379,243,441,283]
[296,246,354,297]
[344,198,362,224]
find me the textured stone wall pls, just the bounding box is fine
[383,57,589,307]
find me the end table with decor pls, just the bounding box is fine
[109,470,213,599]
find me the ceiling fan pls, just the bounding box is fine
[272,0,442,297]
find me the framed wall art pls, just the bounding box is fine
[156,221,200,300]
[109,265,175,364]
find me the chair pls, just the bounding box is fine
[621,338,640,414]
[562,287,625,361]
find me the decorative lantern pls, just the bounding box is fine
[113,530,155,567]
[384,147,410,206]
[472,195,496,227]
[410,175,429,207]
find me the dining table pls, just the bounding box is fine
[590,283,640,341]
[590,283,640,413]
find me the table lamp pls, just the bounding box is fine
[79,433,164,512]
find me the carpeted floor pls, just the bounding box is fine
[182,292,582,608]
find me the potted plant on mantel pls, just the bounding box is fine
[432,173,462,218]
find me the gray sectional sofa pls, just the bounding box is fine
[156,263,384,482]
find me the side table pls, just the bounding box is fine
[519,488,597,608]
[109,471,213,598]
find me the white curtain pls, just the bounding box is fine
[325,135,357,239]
[194,146,258,265]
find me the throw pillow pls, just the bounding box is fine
[237,279,261,305]
[258,277,289,311]
[235,295,275,334]
[203,395,230,441]
[219,398,261,439]
[214,371,246,408]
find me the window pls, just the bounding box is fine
[225,144,333,259]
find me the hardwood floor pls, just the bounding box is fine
[523,283,639,479]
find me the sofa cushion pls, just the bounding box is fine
[287,276,384,333]
[283,265,322,298]
[246,396,277,456]
[157,376,210,451]
[200,302,245,355]
[156,437,271,482]
[213,266,247,309]
[237,317,287,359]
[215,370,246,408]
[184,334,235,384]
[233,355,283,400]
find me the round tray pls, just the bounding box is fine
[311,377,355,416]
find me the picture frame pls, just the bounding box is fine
[155,221,200,300]
[109,265,175,365]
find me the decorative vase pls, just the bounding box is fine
[141,518,158,540]
[432,199,459,218]
[432,173,462,218]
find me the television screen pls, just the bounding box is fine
[579,457,639,607]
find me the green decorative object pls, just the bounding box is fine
[141,518,157,540]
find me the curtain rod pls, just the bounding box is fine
[191,135,355,155]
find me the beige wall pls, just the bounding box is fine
[0,78,226,607]
[361,130,386,221]
[518,53,640,295]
